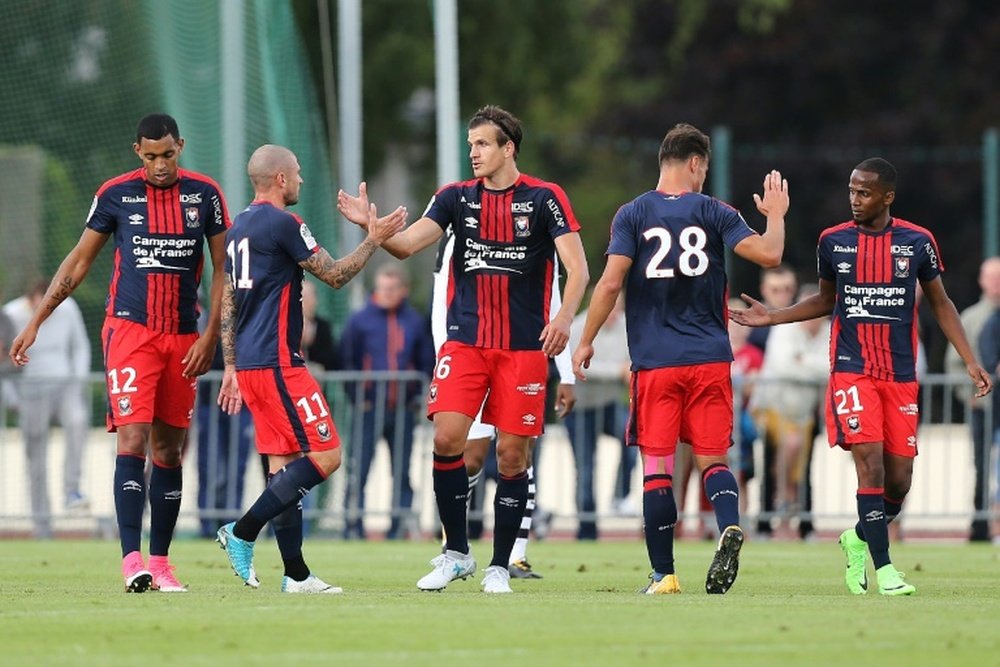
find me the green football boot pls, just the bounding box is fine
[876,564,916,596]
[838,528,869,595]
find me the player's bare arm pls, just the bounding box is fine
[337,182,441,259]
[9,228,108,366]
[921,276,993,397]
[302,203,406,289]
[731,278,836,328]
[572,254,630,381]
[540,233,589,357]
[181,232,227,378]
[733,169,789,268]
[216,280,242,415]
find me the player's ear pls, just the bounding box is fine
[175,137,185,154]
[884,190,895,206]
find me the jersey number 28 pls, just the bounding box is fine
[643,227,709,278]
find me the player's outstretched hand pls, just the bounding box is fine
[753,169,789,218]
[337,181,371,227]
[969,363,993,398]
[729,293,772,328]
[571,342,593,382]
[8,327,37,366]
[365,202,407,246]
[217,366,243,415]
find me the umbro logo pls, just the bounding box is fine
[837,261,852,274]
[121,480,143,493]
[464,217,478,228]
[128,213,144,225]
[164,490,182,501]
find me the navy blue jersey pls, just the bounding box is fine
[818,217,943,382]
[224,201,321,369]
[86,168,230,333]
[424,174,580,350]
[607,190,756,370]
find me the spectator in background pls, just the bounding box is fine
[746,263,798,537]
[195,338,254,539]
[750,283,829,539]
[301,279,339,374]
[945,256,1000,542]
[977,303,1000,544]
[3,279,91,538]
[728,297,763,518]
[339,264,435,539]
[566,292,631,539]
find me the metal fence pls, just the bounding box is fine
[0,371,996,540]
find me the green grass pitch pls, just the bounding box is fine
[2,537,998,666]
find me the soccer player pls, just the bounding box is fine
[430,225,576,578]
[732,157,992,596]
[338,105,589,593]
[10,114,229,593]
[572,123,789,595]
[215,144,404,592]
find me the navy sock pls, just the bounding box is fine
[643,474,677,576]
[490,471,529,568]
[266,471,310,580]
[149,462,183,557]
[234,458,326,542]
[702,464,740,532]
[114,455,147,557]
[855,494,904,540]
[433,453,469,554]
[883,495,903,524]
[856,488,890,569]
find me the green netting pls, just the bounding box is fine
[0,0,342,367]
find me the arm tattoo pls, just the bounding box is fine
[220,282,237,366]
[302,239,378,289]
[43,277,77,315]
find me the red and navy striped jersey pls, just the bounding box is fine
[818,218,942,382]
[607,190,756,370]
[224,201,321,369]
[424,174,580,350]
[86,168,230,333]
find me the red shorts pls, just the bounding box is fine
[825,372,919,457]
[237,366,341,455]
[626,362,733,457]
[427,341,548,436]
[101,317,198,431]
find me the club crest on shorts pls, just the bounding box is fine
[847,415,861,433]
[117,396,132,416]
[185,206,200,228]
[316,421,332,442]
[894,257,909,278]
[428,383,438,404]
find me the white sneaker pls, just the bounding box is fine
[481,565,512,594]
[281,574,343,594]
[417,549,476,591]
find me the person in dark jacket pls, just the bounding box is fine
[340,264,435,539]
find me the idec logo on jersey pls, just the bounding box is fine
[179,192,202,204]
[891,244,914,256]
[511,201,534,213]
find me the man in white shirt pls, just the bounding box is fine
[4,279,92,537]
